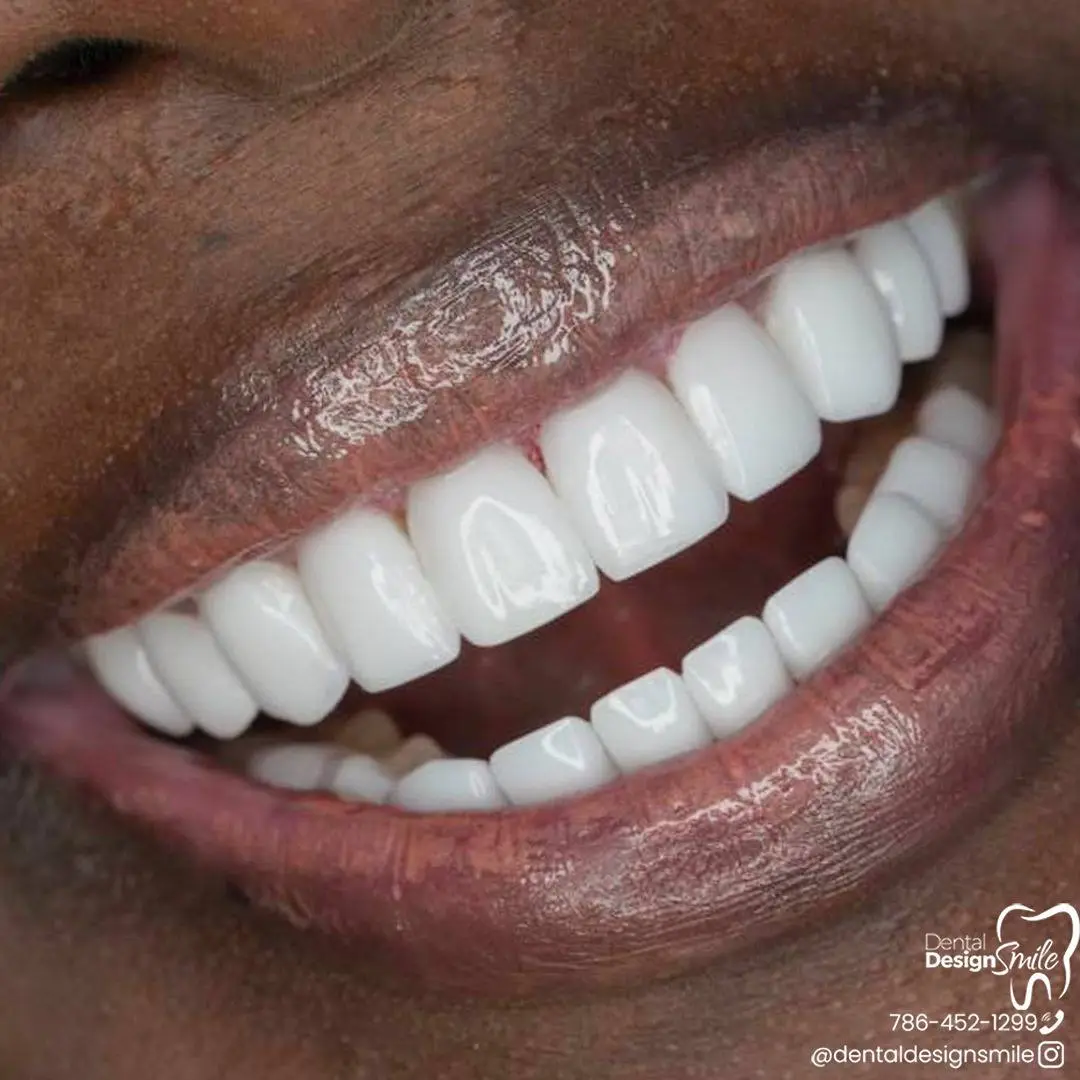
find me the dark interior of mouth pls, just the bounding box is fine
[221,327,987,763]
[337,438,850,757]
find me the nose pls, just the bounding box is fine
[0,0,416,90]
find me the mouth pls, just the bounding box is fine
[2,158,1079,997]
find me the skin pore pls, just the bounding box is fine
[1,0,1079,1076]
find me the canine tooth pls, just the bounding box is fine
[668,305,822,500]
[540,370,728,581]
[246,743,343,792]
[874,435,978,530]
[846,493,944,612]
[762,557,873,680]
[589,667,712,772]
[138,612,258,739]
[85,628,194,737]
[916,385,1000,462]
[407,445,599,647]
[199,561,350,727]
[327,754,395,804]
[390,759,508,812]
[764,249,902,422]
[681,616,793,737]
[490,716,619,806]
[851,222,945,362]
[905,197,971,316]
[382,734,446,778]
[298,509,461,693]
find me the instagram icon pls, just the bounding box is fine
[1038,1041,1065,1070]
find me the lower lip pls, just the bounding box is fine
[2,166,1079,997]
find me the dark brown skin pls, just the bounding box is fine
[1,1,1079,1077]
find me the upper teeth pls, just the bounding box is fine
[539,368,730,581]
[905,196,972,316]
[82,187,997,812]
[199,561,350,728]
[852,222,947,362]
[668,304,822,501]
[764,248,903,422]
[298,508,462,691]
[406,444,600,645]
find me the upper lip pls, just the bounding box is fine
[20,107,994,648]
[3,156,1078,995]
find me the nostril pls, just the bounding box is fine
[1,37,144,99]
[0,0,418,96]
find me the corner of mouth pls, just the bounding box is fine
[3,158,1080,997]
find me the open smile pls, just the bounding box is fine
[2,124,1078,995]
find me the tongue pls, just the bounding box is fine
[373,446,848,757]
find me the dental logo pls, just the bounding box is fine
[993,903,1079,1035]
[923,901,1078,1036]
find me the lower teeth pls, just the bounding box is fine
[836,328,996,534]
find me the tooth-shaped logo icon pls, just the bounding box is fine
[995,903,1079,1029]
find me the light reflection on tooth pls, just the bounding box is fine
[668,305,822,501]
[490,716,619,806]
[298,509,461,693]
[85,628,194,737]
[390,759,508,812]
[762,557,873,681]
[851,222,945,362]
[873,435,978,530]
[199,561,350,727]
[407,445,599,647]
[681,616,793,737]
[589,667,712,772]
[846,493,944,613]
[764,249,903,422]
[139,612,258,739]
[540,370,729,581]
[905,197,971,317]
